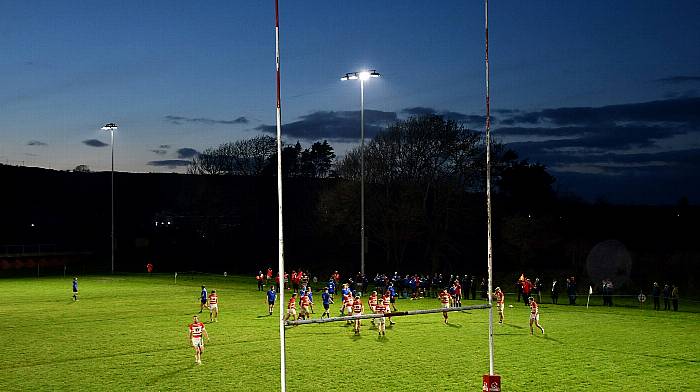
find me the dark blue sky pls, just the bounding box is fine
[1,1,699,204]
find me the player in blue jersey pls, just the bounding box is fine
[328,279,336,300]
[321,287,334,318]
[72,277,79,301]
[388,283,398,311]
[267,285,277,315]
[307,286,314,314]
[199,285,208,313]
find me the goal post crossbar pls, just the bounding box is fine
[285,303,492,326]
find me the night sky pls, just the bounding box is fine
[1,1,699,204]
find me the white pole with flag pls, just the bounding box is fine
[274,1,287,391]
[587,285,593,309]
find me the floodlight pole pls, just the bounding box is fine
[101,123,118,274]
[341,70,380,276]
[485,0,495,377]
[274,1,287,391]
[360,77,365,277]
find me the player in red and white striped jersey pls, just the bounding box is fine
[368,291,378,325]
[188,315,210,365]
[352,295,364,335]
[493,287,505,324]
[528,297,545,335]
[284,293,298,322]
[342,293,354,324]
[374,298,387,336]
[208,290,219,323]
[299,293,311,320]
[439,289,452,324]
[382,291,395,325]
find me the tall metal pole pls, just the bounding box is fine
[110,129,115,275]
[485,0,495,377]
[274,1,287,391]
[360,79,365,276]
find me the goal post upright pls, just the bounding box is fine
[274,1,287,391]
[485,0,495,377]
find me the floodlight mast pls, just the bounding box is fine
[101,123,118,274]
[340,69,380,276]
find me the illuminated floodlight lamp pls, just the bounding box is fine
[101,123,118,131]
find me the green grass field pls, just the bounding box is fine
[0,274,697,391]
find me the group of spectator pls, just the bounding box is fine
[260,268,684,312]
[601,278,615,306]
[651,282,680,311]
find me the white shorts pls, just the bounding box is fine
[530,313,539,321]
[377,316,385,325]
[287,308,297,316]
[301,306,310,314]
[497,303,504,313]
[345,306,353,314]
[209,304,218,312]
[442,303,450,309]
[192,337,203,348]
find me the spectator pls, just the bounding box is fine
[663,284,670,310]
[551,279,559,304]
[567,277,577,305]
[522,279,532,305]
[470,276,477,300]
[651,282,660,311]
[602,279,609,306]
[480,278,488,299]
[671,285,679,311]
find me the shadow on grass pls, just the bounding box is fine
[446,322,462,328]
[586,346,697,364]
[542,335,564,344]
[351,334,362,341]
[144,364,191,387]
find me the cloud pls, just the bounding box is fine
[499,124,688,152]
[495,97,700,203]
[147,159,191,168]
[82,139,109,147]
[655,76,700,84]
[502,97,700,126]
[165,115,249,125]
[550,149,700,204]
[256,110,397,141]
[27,140,47,146]
[177,148,199,159]
[401,107,489,126]
[151,149,168,155]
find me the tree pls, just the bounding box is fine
[324,115,486,271]
[300,140,336,178]
[497,159,556,211]
[73,165,91,173]
[187,135,276,175]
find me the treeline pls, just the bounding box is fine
[0,115,697,294]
